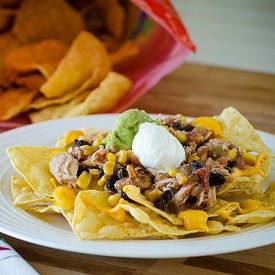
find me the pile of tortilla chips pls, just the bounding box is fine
[0,0,140,122]
[6,107,275,240]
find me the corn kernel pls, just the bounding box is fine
[106,152,116,162]
[108,193,122,207]
[80,145,95,156]
[103,161,115,175]
[188,153,200,162]
[174,131,188,143]
[242,152,256,166]
[147,189,162,202]
[227,149,237,159]
[92,136,103,147]
[77,171,92,189]
[89,168,99,176]
[176,172,188,185]
[116,150,127,164]
[168,169,179,177]
[161,124,169,129]
[98,175,108,186]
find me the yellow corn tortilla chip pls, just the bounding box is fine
[12,0,84,45]
[214,107,272,194]
[7,146,65,196]
[14,74,46,90]
[41,31,111,99]
[72,190,160,240]
[28,90,90,122]
[110,40,139,67]
[215,107,272,155]
[119,200,199,237]
[64,71,132,117]
[11,176,53,206]
[264,182,275,207]
[0,88,38,120]
[123,185,183,225]
[5,40,69,78]
[207,220,240,234]
[227,210,275,225]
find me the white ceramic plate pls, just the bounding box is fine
[0,114,274,259]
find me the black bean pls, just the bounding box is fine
[106,176,118,192]
[224,166,232,173]
[190,160,203,171]
[118,190,132,202]
[209,172,226,186]
[98,168,104,178]
[227,160,237,168]
[116,167,128,180]
[77,165,90,177]
[154,189,174,210]
[183,124,194,132]
[165,200,179,214]
[171,121,185,131]
[184,195,197,207]
[74,139,89,147]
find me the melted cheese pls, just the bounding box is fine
[240,199,272,213]
[177,210,208,231]
[215,199,272,220]
[84,196,126,223]
[232,152,265,177]
[53,186,76,210]
[63,130,84,146]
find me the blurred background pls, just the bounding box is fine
[171,0,275,73]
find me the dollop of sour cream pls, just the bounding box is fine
[132,122,186,174]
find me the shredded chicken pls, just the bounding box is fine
[49,152,78,187]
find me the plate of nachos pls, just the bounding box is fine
[0,107,274,258]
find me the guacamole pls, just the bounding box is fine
[103,109,158,150]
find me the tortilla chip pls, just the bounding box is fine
[104,0,125,39]
[5,39,69,78]
[215,107,272,154]
[7,146,65,196]
[110,40,139,67]
[0,13,12,32]
[12,0,84,44]
[119,200,199,237]
[207,220,240,234]
[123,185,183,225]
[0,88,37,120]
[63,71,132,117]
[0,33,17,64]
[27,79,95,111]
[214,107,272,194]
[11,176,53,206]
[227,210,275,225]
[72,190,159,240]
[28,90,90,122]
[264,182,275,207]
[40,31,111,98]
[14,74,46,90]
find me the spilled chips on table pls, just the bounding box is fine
[0,0,138,122]
[7,107,275,240]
